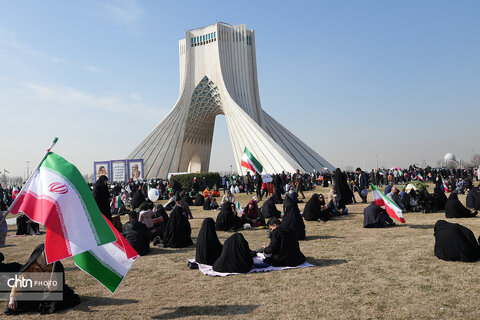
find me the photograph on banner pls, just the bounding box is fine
[261,174,273,183]
[127,159,144,180]
[111,160,127,182]
[94,161,110,181]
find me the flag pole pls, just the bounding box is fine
[7,137,59,213]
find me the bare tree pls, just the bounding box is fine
[0,174,7,187]
[470,153,480,167]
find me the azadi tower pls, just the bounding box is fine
[128,23,335,178]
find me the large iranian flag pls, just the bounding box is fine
[74,216,138,293]
[9,152,116,263]
[370,183,406,223]
[240,147,263,174]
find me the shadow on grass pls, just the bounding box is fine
[408,224,436,229]
[306,257,348,267]
[149,246,195,255]
[152,304,260,319]
[67,296,139,313]
[305,235,345,241]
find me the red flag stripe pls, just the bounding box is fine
[11,192,71,262]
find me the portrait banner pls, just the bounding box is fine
[94,161,110,182]
[127,159,144,181]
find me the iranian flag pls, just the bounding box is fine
[9,152,116,263]
[370,183,406,223]
[417,174,424,181]
[241,147,263,174]
[441,176,451,193]
[111,195,123,209]
[74,215,138,293]
[237,201,244,215]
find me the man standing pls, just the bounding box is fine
[356,168,369,203]
[244,172,252,195]
[255,172,262,200]
[295,169,305,199]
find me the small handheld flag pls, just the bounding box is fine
[441,176,451,193]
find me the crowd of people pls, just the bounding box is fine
[1,163,479,314]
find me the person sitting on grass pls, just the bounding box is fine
[220,189,235,206]
[327,194,348,216]
[195,218,223,265]
[262,218,306,267]
[386,187,406,212]
[175,193,193,219]
[215,202,243,232]
[5,244,80,315]
[243,199,265,227]
[212,233,254,273]
[210,198,219,210]
[260,197,281,220]
[445,192,478,218]
[466,187,480,210]
[122,210,150,255]
[363,203,396,228]
[303,193,328,221]
[203,194,212,211]
[163,206,194,248]
[434,219,480,262]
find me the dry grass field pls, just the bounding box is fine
[2,183,480,319]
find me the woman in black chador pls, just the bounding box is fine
[432,182,448,211]
[195,218,223,265]
[434,220,480,262]
[163,206,194,248]
[5,244,80,315]
[212,233,253,273]
[303,193,328,221]
[333,168,353,208]
[282,191,306,240]
[92,175,112,221]
[260,197,281,220]
[215,202,243,231]
[445,192,478,218]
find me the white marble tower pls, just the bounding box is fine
[128,22,335,178]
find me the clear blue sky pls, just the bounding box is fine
[0,0,478,177]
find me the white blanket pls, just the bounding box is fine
[190,254,315,277]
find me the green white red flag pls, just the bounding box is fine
[370,183,406,223]
[74,215,138,293]
[9,152,117,263]
[111,195,123,209]
[441,176,451,193]
[241,147,263,174]
[417,174,424,181]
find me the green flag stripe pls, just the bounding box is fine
[40,152,116,245]
[74,251,122,293]
[244,147,263,172]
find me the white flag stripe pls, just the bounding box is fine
[26,168,99,256]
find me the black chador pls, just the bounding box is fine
[434,220,480,262]
[212,233,253,273]
[195,218,223,265]
[163,206,194,248]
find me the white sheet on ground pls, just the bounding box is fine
[189,253,315,277]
